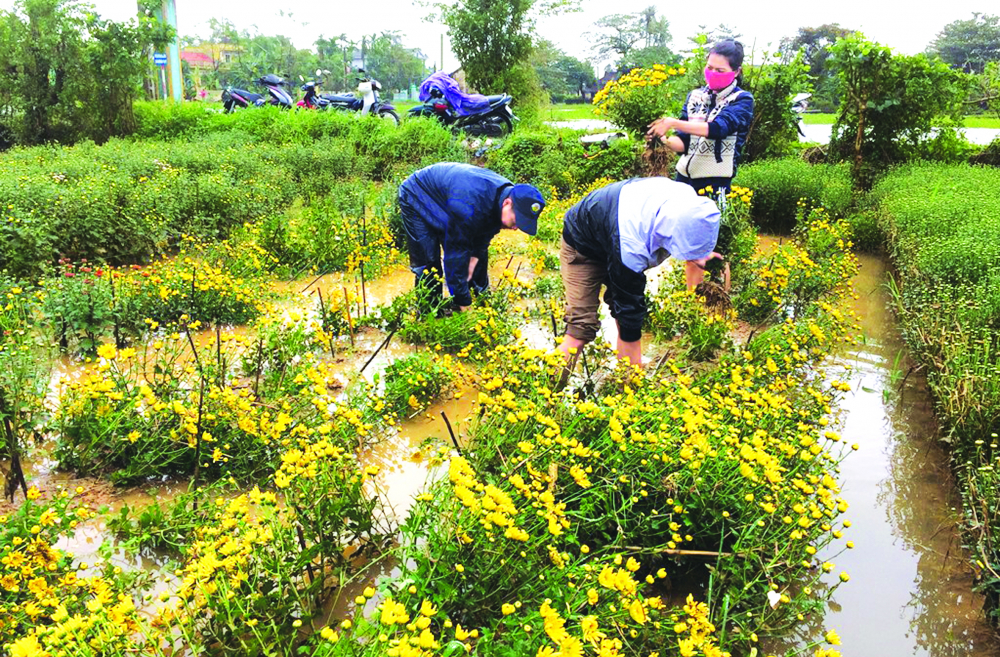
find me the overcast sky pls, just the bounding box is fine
[2,0,993,72]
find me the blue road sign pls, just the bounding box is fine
[153,53,167,67]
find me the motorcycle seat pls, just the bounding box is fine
[322,94,356,102]
[486,94,510,107]
[229,89,264,102]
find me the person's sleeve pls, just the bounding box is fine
[707,92,755,140]
[472,240,489,263]
[678,92,692,152]
[607,259,648,343]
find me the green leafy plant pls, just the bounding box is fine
[741,50,813,163]
[873,162,1000,623]
[734,159,853,232]
[828,34,972,188]
[0,275,50,501]
[379,352,456,417]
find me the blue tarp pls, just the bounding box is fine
[418,72,491,116]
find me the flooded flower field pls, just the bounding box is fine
[1,181,997,657]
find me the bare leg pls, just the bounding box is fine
[616,335,641,367]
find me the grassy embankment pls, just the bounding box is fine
[864,163,1000,623]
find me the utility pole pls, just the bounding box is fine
[440,34,444,73]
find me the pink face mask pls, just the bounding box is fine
[704,68,737,91]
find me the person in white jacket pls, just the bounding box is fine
[558,177,722,367]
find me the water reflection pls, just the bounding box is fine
[818,253,999,655]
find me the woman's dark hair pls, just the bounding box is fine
[709,40,744,71]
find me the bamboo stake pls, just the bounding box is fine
[358,329,396,375]
[316,289,336,359]
[440,411,463,457]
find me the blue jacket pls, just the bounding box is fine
[398,163,512,306]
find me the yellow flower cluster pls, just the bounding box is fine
[726,184,754,205]
[593,65,685,107]
[449,457,531,542]
[672,594,728,657]
[0,489,143,655]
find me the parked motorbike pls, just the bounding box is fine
[222,74,294,112]
[297,79,329,110]
[409,73,516,137]
[298,69,399,125]
[791,92,811,137]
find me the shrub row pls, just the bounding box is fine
[872,162,1000,621]
[486,127,644,196]
[0,115,465,278]
[734,158,854,232]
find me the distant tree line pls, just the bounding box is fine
[185,21,429,96]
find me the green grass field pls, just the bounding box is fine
[802,112,1000,129]
[546,103,600,120]
[801,113,836,125]
[962,115,1000,128]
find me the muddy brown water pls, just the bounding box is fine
[801,252,1000,655]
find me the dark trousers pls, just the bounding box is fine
[674,173,732,196]
[399,197,489,311]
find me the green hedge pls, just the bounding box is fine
[873,162,1000,622]
[133,103,467,179]
[734,159,854,232]
[486,127,643,196]
[0,116,464,277]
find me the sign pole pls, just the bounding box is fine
[151,0,182,101]
[163,0,182,101]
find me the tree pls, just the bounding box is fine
[978,61,1000,119]
[740,52,812,163]
[2,0,90,144]
[87,10,171,140]
[363,32,428,94]
[828,34,971,187]
[623,45,681,70]
[315,33,355,92]
[0,0,169,145]
[554,54,595,101]
[436,0,578,120]
[780,24,856,111]
[589,7,673,68]
[439,0,534,94]
[195,21,319,90]
[684,23,742,55]
[532,39,594,102]
[927,13,1000,74]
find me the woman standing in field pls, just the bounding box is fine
[647,40,755,198]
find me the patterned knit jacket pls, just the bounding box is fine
[676,82,755,180]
